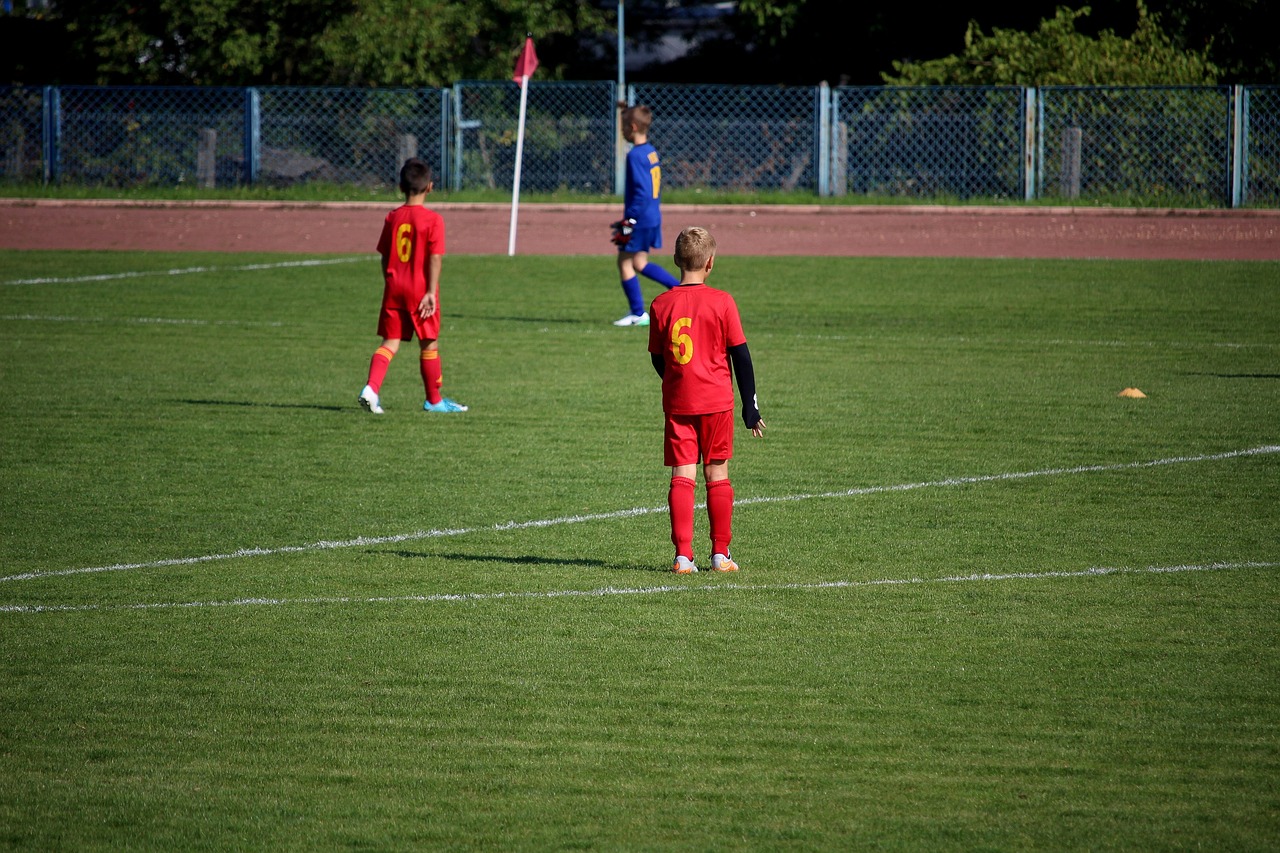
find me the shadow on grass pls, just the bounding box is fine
[388,550,666,573]
[179,398,347,412]
[1216,374,1280,380]
[451,314,591,326]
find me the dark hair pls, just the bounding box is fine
[399,158,433,195]
[621,104,653,134]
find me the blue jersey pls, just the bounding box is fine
[624,142,663,228]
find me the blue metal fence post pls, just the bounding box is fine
[1023,87,1037,201]
[1231,84,1246,208]
[243,87,260,185]
[452,83,464,191]
[1035,88,1046,200]
[439,87,451,190]
[42,85,59,185]
[817,81,831,197]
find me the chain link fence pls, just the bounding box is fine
[631,83,820,192]
[0,85,43,182]
[1243,86,1280,207]
[834,86,1024,200]
[1038,86,1231,205]
[52,86,246,187]
[453,81,614,193]
[3,82,1278,207]
[257,87,447,188]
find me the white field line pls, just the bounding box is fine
[3,444,1277,586]
[2,256,370,286]
[769,332,1277,350]
[2,561,1275,615]
[2,314,283,327]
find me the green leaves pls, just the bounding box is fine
[58,0,606,87]
[884,3,1220,86]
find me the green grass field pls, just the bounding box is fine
[2,249,1278,850]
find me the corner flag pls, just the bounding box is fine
[513,36,539,83]
[508,35,538,256]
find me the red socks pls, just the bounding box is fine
[669,477,735,559]
[668,476,696,558]
[421,350,443,404]
[368,346,445,404]
[366,346,394,393]
[706,479,734,556]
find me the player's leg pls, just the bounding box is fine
[419,338,467,413]
[632,239,679,289]
[415,306,467,413]
[614,250,647,325]
[701,411,738,571]
[704,464,737,572]
[360,308,406,414]
[666,415,699,573]
[418,338,442,405]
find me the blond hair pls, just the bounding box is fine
[673,226,717,271]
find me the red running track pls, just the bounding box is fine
[2,199,1278,260]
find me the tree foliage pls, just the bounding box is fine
[40,0,605,87]
[881,3,1220,86]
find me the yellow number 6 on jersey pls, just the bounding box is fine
[396,223,413,262]
[671,317,693,364]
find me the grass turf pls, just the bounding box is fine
[1,250,1278,849]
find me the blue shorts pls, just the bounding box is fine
[619,225,663,254]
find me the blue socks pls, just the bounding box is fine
[621,276,645,316]
[640,263,679,289]
[621,264,679,316]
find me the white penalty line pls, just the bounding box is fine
[3,444,1277,586]
[2,561,1276,615]
[2,256,370,286]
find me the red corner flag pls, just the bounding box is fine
[513,36,539,82]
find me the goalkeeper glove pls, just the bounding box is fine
[610,218,636,247]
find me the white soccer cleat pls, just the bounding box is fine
[711,553,739,572]
[613,312,650,327]
[358,384,383,415]
[672,555,698,574]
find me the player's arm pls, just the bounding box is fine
[728,343,764,436]
[651,352,665,378]
[418,253,442,319]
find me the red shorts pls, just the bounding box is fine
[664,410,734,467]
[377,294,440,342]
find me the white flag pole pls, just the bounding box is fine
[508,73,530,257]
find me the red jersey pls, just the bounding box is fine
[375,204,446,306]
[648,283,747,415]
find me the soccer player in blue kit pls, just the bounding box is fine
[611,104,681,327]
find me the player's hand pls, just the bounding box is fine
[750,417,766,438]
[610,217,636,246]
[417,294,437,319]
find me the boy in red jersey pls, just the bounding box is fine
[648,226,765,574]
[359,158,468,414]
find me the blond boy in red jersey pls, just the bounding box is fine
[359,158,468,415]
[648,226,765,574]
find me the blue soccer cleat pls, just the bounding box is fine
[424,398,469,413]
